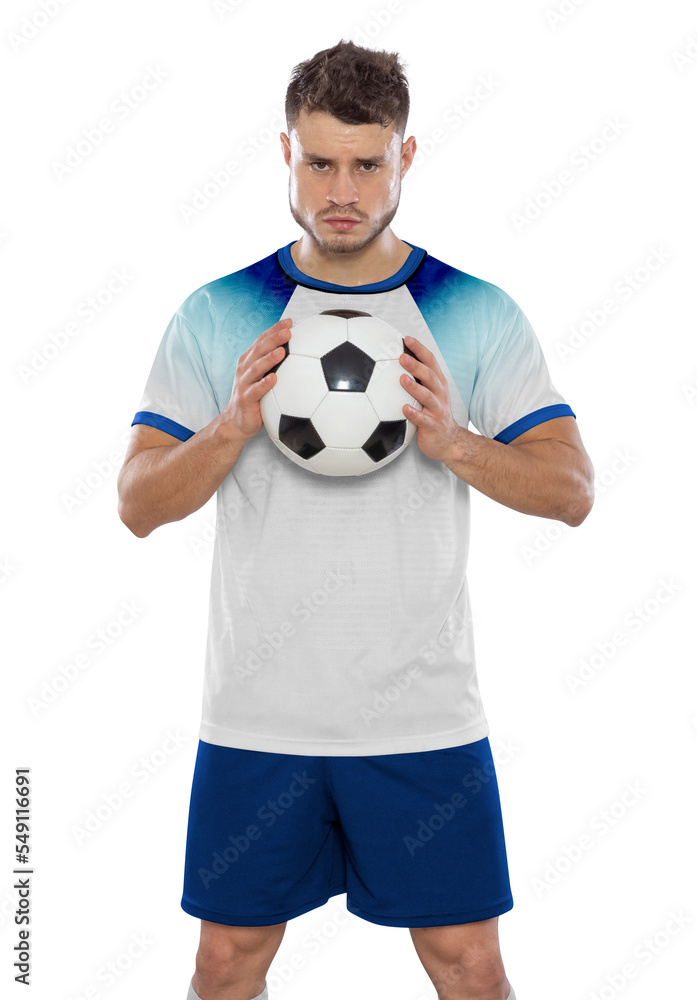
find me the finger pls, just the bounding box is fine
[403,399,426,422]
[403,335,429,357]
[242,318,288,357]
[400,351,432,385]
[254,344,286,380]
[400,372,430,402]
[249,367,277,398]
[264,317,292,349]
[247,320,292,372]
[404,336,441,374]
[402,358,443,400]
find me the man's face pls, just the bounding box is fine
[280,109,415,255]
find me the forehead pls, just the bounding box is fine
[290,109,400,159]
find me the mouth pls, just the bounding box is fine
[324,217,361,230]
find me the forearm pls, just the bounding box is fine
[442,426,594,526]
[117,414,247,537]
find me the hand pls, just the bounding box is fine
[222,317,292,441]
[399,336,463,463]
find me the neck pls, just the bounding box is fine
[290,230,412,286]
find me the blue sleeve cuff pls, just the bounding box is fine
[131,411,195,441]
[494,404,576,444]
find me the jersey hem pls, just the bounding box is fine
[197,718,490,756]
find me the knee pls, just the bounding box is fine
[439,955,507,999]
[195,939,235,984]
[464,962,509,1000]
[412,928,507,999]
[194,928,269,993]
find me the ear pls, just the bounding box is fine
[401,135,417,178]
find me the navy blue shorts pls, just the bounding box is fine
[181,737,513,928]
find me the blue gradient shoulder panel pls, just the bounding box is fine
[131,243,574,445]
[405,252,574,441]
[190,248,298,352]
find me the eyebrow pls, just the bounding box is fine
[301,152,387,164]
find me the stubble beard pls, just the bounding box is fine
[288,189,400,256]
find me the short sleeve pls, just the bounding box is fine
[131,301,220,442]
[469,298,575,443]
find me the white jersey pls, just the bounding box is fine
[131,241,575,755]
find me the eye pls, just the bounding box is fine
[309,162,378,172]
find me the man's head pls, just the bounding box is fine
[280,39,416,256]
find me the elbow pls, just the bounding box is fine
[564,480,595,528]
[566,510,590,528]
[119,509,151,538]
[127,522,153,539]
[117,496,152,538]
[117,468,153,538]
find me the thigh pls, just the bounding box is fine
[409,917,508,998]
[181,741,347,926]
[198,917,288,963]
[327,737,513,927]
[194,919,288,999]
[409,915,502,961]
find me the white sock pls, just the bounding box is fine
[506,984,517,1000]
[187,978,268,1000]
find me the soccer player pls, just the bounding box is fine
[118,39,594,1000]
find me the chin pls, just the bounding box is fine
[322,237,369,254]
[315,226,377,255]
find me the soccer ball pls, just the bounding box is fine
[260,309,423,476]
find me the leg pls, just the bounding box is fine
[409,916,511,1000]
[182,743,343,997]
[191,918,287,1000]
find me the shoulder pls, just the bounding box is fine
[173,247,281,336]
[416,250,523,328]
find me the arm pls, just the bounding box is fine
[399,337,594,527]
[441,415,595,527]
[117,416,247,538]
[118,316,293,538]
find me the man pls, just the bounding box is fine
[118,39,594,1000]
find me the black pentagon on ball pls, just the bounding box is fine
[362,419,407,462]
[322,341,375,391]
[278,414,325,460]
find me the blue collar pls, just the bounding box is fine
[276,240,427,293]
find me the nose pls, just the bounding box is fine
[327,168,359,209]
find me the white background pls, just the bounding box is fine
[2,1,696,998]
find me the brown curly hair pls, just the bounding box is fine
[285,38,410,139]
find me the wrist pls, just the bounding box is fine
[211,411,249,456]
[442,424,470,469]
